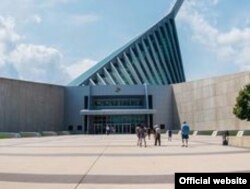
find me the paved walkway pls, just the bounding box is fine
[0,134,250,189]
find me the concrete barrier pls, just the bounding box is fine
[212,130,218,136]
[177,130,182,136]
[236,131,244,137]
[228,136,250,148]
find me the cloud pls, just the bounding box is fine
[211,0,219,5]
[177,0,250,71]
[0,15,97,85]
[23,14,42,24]
[0,16,21,45]
[71,14,100,25]
[65,59,97,79]
[236,46,250,70]
[29,14,42,24]
[0,16,21,67]
[0,15,66,84]
[8,44,70,84]
[38,0,77,8]
[217,28,250,45]
[0,0,76,26]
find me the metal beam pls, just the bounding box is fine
[111,62,126,85]
[104,67,116,85]
[117,57,134,85]
[161,23,179,82]
[96,73,106,85]
[123,52,142,84]
[129,47,149,84]
[136,42,157,85]
[152,31,172,84]
[170,20,186,81]
[146,34,168,84]
[141,38,163,85]
[89,78,96,86]
[164,22,182,82]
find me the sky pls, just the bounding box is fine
[0,0,250,85]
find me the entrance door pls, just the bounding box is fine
[123,124,131,134]
[109,124,131,134]
[115,124,122,134]
[93,124,104,134]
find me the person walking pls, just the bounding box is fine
[139,125,147,147]
[136,125,140,146]
[168,129,172,141]
[154,125,161,146]
[147,127,151,140]
[181,121,190,147]
[222,130,229,145]
[106,125,110,135]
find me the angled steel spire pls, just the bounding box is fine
[169,0,184,18]
[69,0,185,86]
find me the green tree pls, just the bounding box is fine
[233,84,250,121]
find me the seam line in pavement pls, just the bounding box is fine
[2,136,72,147]
[73,142,110,189]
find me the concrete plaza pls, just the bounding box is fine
[0,134,250,189]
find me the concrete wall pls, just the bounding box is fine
[172,71,250,131]
[148,85,175,129]
[6,70,250,133]
[0,78,64,132]
[229,136,250,148]
[64,86,90,131]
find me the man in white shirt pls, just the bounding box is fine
[154,125,161,146]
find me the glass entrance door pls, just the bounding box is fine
[123,124,131,134]
[109,124,132,134]
[91,115,147,134]
[93,124,105,134]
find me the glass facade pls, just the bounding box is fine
[92,96,145,109]
[91,115,147,134]
[87,96,148,134]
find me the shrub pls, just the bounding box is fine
[41,131,58,136]
[57,131,71,135]
[243,130,250,136]
[189,130,194,135]
[217,130,238,136]
[0,132,21,139]
[197,130,214,135]
[228,130,238,136]
[172,130,180,134]
[233,84,250,121]
[217,130,224,136]
[19,132,41,137]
